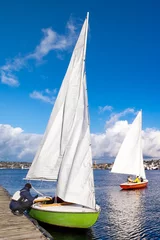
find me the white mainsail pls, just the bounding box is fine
[26,13,96,209]
[56,72,95,209]
[111,111,146,179]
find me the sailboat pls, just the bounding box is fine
[25,13,100,228]
[111,111,148,190]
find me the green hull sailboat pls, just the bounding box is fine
[29,203,100,228]
[25,12,100,228]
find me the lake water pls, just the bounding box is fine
[0,169,160,239]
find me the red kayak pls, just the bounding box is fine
[120,180,148,190]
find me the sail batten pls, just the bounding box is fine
[111,111,146,179]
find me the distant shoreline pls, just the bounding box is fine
[0,160,160,170]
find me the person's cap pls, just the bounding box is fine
[25,183,32,189]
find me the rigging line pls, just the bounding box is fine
[31,185,44,196]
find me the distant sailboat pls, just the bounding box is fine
[111,111,148,190]
[25,12,100,228]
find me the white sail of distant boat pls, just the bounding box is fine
[111,111,148,189]
[25,12,100,228]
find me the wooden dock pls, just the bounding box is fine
[0,186,47,240]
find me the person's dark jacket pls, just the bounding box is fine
[20,186,36,203]
[9,186,37,213]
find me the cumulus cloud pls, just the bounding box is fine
[0,124,42,162]
[1,109,160,162]
[30,88,57,104]
[143,128,160,158]
[92,109,160,161]
[0,17,78,87]
[91,120,130,159]
[106,108,136,128]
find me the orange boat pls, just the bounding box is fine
[120,180,148,190]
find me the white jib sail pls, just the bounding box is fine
[26,14,90,181]
[56,13,96,210]
[111,111,146,179]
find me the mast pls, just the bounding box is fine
[139,109,145,178]
[82,12,89,74]
[139,110,142,176]
[83,13,96,209]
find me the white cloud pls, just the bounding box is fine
[30,88,56,104]
[45,88,57,95]
[106,108,135,128]
[29,24,77,61]
[143,128,160,158]
[92,109,160,161]
[92,121,160,161]
[0,124,42,162]
[0,17,78,87]
[1,56,26,72]
[0,55,27,86]
[91,120,129,159]
[1,71,19,87]
[98,105,113,113]
[1,109,160,162]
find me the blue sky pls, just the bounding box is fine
[0,0,160,162]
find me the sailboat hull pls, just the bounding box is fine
[120,180,148,190]
[29,203,100,228]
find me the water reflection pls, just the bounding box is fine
[106,186,147,239]
[40,223,96,240]
[93,171,150,240]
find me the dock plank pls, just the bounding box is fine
[0,186,46,240]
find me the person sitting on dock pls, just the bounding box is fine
[127,176,133,183]
[133,176,141,183]
[9,183,38,216]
